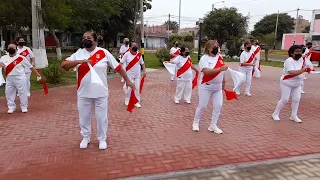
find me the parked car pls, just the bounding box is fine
[310,45,320,61]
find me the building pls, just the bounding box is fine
[145,25,168,49]
[281,33,308,50]
[178,27,199,37]
[309,9,320,46]
[294,15,310,33]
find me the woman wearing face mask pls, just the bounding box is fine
[272,45,313,123]
[301,42,313,94]
[121,42,146,108]
[192,40,228,134]
[0,43,42,114]
[235,41,256,96]
[169,41,180,81]
[164,47,198,104]
[119,38,130,83]
[61,31,135,150]
[15,37,36,97]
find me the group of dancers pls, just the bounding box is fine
[0,31,316,150]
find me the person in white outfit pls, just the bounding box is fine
[272,45,313,123]
[192,40,228,134]
[16,36,36,97]
[0,43,42,114]
[121,42,146,108]
[169,42,180,81]
[61,31,135,150]
[251,39,261,77]
[235,41,256,96]
[301,42,313,94]
[165,47,198,104]
[119,38,130,83]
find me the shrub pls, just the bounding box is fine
[179,41,194,52]
[156,48,170,66]
[184,35,194,42]
[41,62,66,84]
[226,37,242,58]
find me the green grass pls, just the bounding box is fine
[0,52,285,97]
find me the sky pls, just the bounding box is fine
[144,0,319,31]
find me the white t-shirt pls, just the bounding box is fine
[65,47,120,98]
[239,50,254,70]
[173,55,193,81]
[0,54,33,77]
[119,44,130,55]
[251,45,260,60]
[199,54,224,84]
[170,47,180,55]
[121,51,144,78]
[281,57,305,82]
[16,46,35,73]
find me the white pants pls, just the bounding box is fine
[125,75,141,102]
[236,67,253,94]
[6,76,28,110]
[273,80,301,119]
[194,84,223,126]
[301,72,307,91]
[77,96,108,141]
[25,72,31,94]
[170,64,177,80]
[175,79,192,102]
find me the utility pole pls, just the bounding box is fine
[140,0,145,61]
[178,0,181,34]
[293,8,300,45]
[197,19,204,62]
[168,13,170,35]
[31,0,48,69]
[274,10,279,50]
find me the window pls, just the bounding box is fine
[315,14,320,19]
[312,35,320,41]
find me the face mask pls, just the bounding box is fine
[131,47,138,52]
[125,42,129,45]
[294,54,302,60]
[307,46,312,49]
[8,48,16,55]
[255,42,259,45]
[211,47,219,55]
[175,43,179,47]
[18,42,25,46]
[185,52,190,56]
[302,48,306,53]
[83,39,93,48]
[246,47,251,51]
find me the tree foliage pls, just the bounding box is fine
[163,21,179,33]
[251,13,295,41]
[202,7,248,45]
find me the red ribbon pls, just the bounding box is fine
[192,71,199,89]
[140,76,145,94]
[224,89,238,100]
[40,79,49,95]
[127,91,139,113]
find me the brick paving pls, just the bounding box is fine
[0,62,320,179]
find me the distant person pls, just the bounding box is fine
[301,42,314,94]
[251,39,261,78]
[119,38,130,83]
[169,41,180,81]
[272,45,313,123]
[239,40,245,56]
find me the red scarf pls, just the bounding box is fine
[5,56,24,76]
[126,52,142,71]
[176,57,192,77]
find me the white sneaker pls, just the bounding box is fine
[208,125,223,134]
[7,108,16,114]
[301,90,305,94]
[125,99,129,106]
[99,140,107,150]
[185,101,191,104]
[27,93,31,97]
[21,108,28,113]
[304,77,307,80]
[245,93,251,97]
[174,100,179,104]
[120,79,124,83]
[272,113,280,121]
[290,117,302,123]
[80,138,90,149]
[192,121,200,132]
[236,92,240,95]
[135,103,141,108]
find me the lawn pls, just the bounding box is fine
[0,52,284,97]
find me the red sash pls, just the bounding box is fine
[170,49,180,60]
[20,49,29,57]
[77,50,106,89]
[202,56,225,84]
[119,48,130,59]
[192,71,199,89]
[126,52,142,71]
[283,58,305,80]
[176,57,192,77]
[305,51,312,58]
[5,56,24,76]
[246,53,256,64]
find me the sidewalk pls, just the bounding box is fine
[0,63,319,179]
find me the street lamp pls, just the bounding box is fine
[212,1,225,11]
[196,18,204,62]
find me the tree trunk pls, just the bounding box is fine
[133,0,139,42]
[265,50,269,61]
[49,29,62,60]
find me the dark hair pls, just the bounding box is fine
[84,31,97,41]
[244,41,251,47]
[179,47,186,56]
[15,36,26,44]
[288,45,302,57]
[306,42,312,46]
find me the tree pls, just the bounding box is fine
[302,25,310,33]
[133,0,152,41]
[163,21,179,33]
[202,7,248,45]
[259,33,275,61]
[251,13,295,41]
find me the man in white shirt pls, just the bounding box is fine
[119,38,130,83]
[16,36,36,97]
[121,42,146,108]
[61,31,135,150]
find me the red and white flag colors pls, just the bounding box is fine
[170,49,180,60]
[5,56,24,76]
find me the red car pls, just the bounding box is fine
[310,45,320,61]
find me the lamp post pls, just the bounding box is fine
[196,18,204,62]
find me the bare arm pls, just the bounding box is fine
[31,57,36,66]
[61,60,89,71]
[288,68,305,76]
[118,68,136,90]
[191,65,198,72]
[202,65,228,75]
[31,67,41,77]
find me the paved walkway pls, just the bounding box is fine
[0,63,320,180]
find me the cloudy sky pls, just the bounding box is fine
[144,0,319,31]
